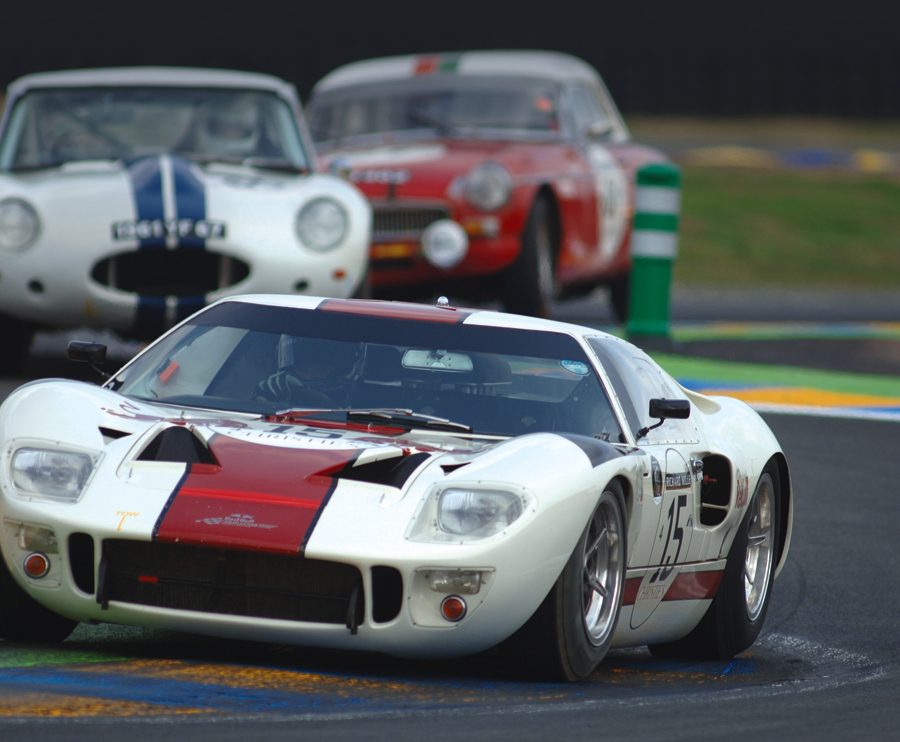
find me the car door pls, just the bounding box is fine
[586,336,703,628]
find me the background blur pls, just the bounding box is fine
[2,1,897,117]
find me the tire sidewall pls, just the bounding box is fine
[717,468,780,656]
[556,482,626,679]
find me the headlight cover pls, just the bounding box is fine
[0,198,40,252]
[10,447,100,503]
[464,162,512,211]
[295,197,348,251]
[408,483,530,543]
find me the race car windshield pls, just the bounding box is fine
[0,87,310,170]
[308,76,562,145]
[112,302,624,441]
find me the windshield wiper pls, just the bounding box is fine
[185,153,307,173]
[347,408,472,433]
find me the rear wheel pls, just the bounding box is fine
[509,482,626,680]
[0,555,77,642]
[500,197,556,317]
[649,466,780,659]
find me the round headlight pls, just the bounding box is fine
[421,219,468,269]
[295,197,348,252]
[464,162,512,211]
[0,198,40,252]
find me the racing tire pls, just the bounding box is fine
[0,554,78,643]
[649,465,780,660]
[499,197,557,318]
[0,314,36,377]
[607,271,630,324]
[510,481,627,681]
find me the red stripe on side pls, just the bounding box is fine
[622,577,642,606]
[154,434,358,555]
[664,570,723,601]
[319,298,471,323]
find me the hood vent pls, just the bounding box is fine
[337,451,430,488]
[137,426,218,466]
[99,427,132,444]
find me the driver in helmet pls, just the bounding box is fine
[195,94,261,157]
[256,335,363,408]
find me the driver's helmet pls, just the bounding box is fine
[197,94,260,156]
[278,335,364,396]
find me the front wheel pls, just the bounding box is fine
[499,197,557,318]
[649,466,780,660]
[509,482,627,681]
[0,555,78,642]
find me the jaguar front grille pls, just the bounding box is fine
[91,250,250,295]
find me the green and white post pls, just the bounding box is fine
[626,162,681,345]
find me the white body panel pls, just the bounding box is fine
[0,296,792,658]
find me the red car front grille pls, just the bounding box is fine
[372,205,449,239]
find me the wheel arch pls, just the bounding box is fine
[767,452,793,578]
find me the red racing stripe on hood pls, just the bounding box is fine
[153,433,360,555]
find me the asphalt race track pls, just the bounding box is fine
[1,294,899,741]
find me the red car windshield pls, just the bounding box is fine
[309,76,561,145]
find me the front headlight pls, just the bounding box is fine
[438,487,525,539]
[0,198,40,252]
[464,162,512,211]
[295,197,348,252]
[11,447,99,503]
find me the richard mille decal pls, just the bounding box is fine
[665,472,693,490]
[195,513,277,530]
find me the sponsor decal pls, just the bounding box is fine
[650,456,663,502]
[665,472,692,490]
[560,360,589,376]
[195,513,276,530]
[622,570,722,606]
[214,423,389,451]
[112,218,226,242]
[115,511,140,531]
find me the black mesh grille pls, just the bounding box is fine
[372,206,448,239]
[91,250,250,296]
[100,540,363,626]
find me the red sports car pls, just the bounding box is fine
[307,50,674,319]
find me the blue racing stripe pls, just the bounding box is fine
[126,156,165,249]
[171,156,207,249]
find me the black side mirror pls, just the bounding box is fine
[648,398,690,420]
[67,341,109,380]
[637,398,691,439]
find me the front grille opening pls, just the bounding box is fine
[69,533,96,594]
[372,205,448,239]
[91,250,249,295]
[700,455,732,526]
[371,566,403,623]
[99,540,363,626]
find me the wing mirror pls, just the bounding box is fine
[67,340,110,381]
[636,398,690,440]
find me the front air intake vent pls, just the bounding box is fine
[137,426,217,465]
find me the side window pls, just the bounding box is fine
[587,336,697,444]
[569,84,613,137]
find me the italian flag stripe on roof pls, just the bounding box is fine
[414,54,461,75]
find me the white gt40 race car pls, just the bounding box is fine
[0,296,792,680]
[0,67,371,374]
